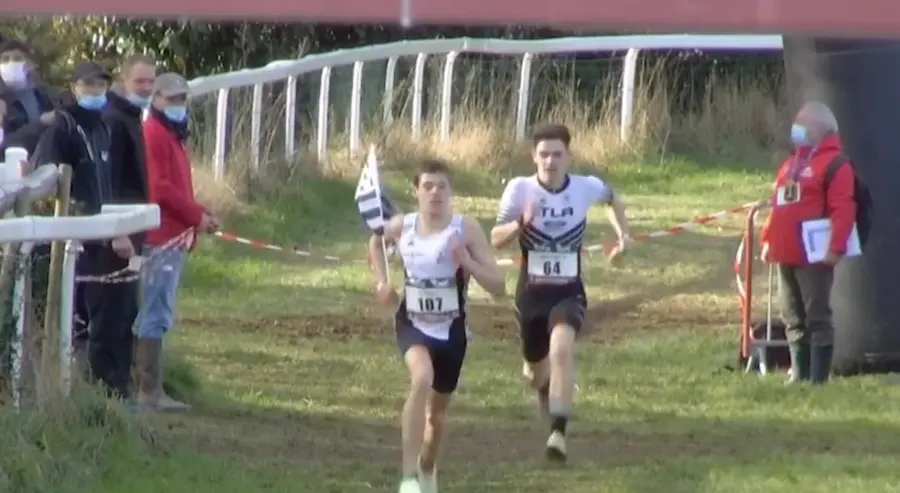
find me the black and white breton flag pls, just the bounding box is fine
[354,147,397,236]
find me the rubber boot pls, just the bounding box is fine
[155,339,191,413]
[809,345,834,384]
[134,339,159,409]
[72,339,90,380]
[787,342,811,384]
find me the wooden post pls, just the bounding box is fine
[0,206,22,341]
[37,164,72,407]
[0,195,32,403]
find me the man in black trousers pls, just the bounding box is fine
[96,55,156,401]
[68,55,156,388]
[31,60,142,401]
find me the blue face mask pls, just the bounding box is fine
[125,93,150,108]
[790,124,810,146]
[77,93,108,111]
[163,105,187,123]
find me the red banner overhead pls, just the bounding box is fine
[0,0,898,38]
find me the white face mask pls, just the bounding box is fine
[0,62,27,86]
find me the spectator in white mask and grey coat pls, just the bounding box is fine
[0,38,58,155]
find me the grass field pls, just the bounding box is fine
[6,66,900,492]
[7,153,900,493]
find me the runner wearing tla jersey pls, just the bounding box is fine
[490,123,631,462]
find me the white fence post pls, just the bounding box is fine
[316,67,332,160]
[250,83,263,172]
[285,76,298,160]
[439,52,459,142]
[187,35,784,179]
[411,53,428,140]
[515,53,534,141]
[620,48,641,142]
[59,240,78,395]
[383,57,399,125]
[349,61,364,153]
[213,88,229,180]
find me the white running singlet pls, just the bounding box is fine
[496,174,613,285]
[397,213,468,340]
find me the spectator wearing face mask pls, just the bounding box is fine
[31,61,138,402]
[135,72,219,413]
[104,55,154,206]
[0,38,57,154]
[759,101,857,385]
[60,55,159,380]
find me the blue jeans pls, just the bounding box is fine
[135,247,187,340]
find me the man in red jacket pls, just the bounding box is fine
[135,72,218,411]
[760,101,856,385]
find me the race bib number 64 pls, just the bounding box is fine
[527,251,578,280]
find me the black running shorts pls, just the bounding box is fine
[515,283,587,363]
[395,316,468,394]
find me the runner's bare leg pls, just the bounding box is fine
[418,391,451,493]
[546,324,577,459]
[402,346,433,478]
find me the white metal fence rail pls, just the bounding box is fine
[188,34,784,180]
[0,148,161,407]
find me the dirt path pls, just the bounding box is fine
[172,271,746,467]
[181,282,740,345]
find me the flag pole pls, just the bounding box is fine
[369,145,392,284]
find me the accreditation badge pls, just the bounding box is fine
[776,180,801,206]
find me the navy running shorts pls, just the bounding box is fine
[395,318,468,394]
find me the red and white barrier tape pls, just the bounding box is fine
[497,199,769,267]
[74,229,194,284]
[201,199,771,269]
[213,231,342,261]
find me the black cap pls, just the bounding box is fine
[0,39,30,57]
[71,62,111,83]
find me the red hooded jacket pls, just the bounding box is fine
[143,111,203,249]
[760,134,856,266]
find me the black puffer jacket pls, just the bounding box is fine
[0,82,58,155]
[102,91,148,204]
[30,97,112,215]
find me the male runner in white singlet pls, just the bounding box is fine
[369,160,506,493]
[490,123,631,462]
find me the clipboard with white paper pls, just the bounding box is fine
[800,218,862,263]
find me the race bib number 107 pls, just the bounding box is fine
[405,286,459,315]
